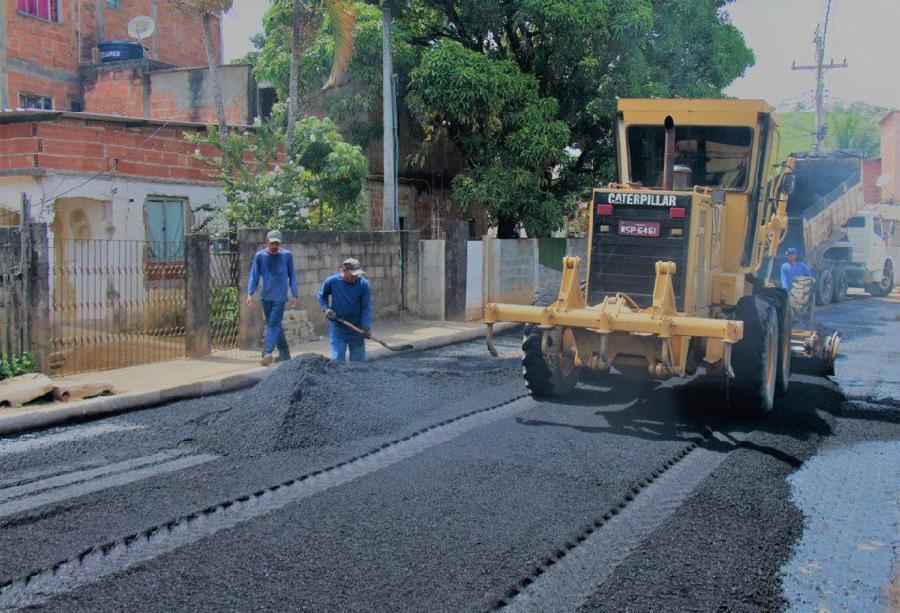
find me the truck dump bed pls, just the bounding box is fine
[782,151,866,268]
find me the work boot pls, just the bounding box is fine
[275,354,291,363]
[261,353,274,366]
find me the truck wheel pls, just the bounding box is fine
[816,270,833,305]
[832,269,848,303]
[759,288,792,396]
[522,328,579,397]
[869,260,894,297]
[788,276,815,329]
[730,297,778,415]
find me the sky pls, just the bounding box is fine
[222,0,900,110]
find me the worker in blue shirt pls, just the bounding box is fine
[316,258,372,364]
[780,247,813,289]
[246,230,298,366]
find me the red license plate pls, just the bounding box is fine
[618,221,661,237]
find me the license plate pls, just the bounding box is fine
[618,221,661,237]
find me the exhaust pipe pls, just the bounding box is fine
[663,115,675,191]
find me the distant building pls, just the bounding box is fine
[879,110,900,204]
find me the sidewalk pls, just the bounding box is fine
[0,317,515,435]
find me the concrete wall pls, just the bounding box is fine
[238,230,414,347]
[483,238,539,306]
[465,240,483,320]
[537,237,588,293]
[418,240,445,320]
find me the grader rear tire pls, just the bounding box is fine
[788,276,815,329]
[730,297,778,415]
[522,328,579,398]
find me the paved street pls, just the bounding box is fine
[0,296,897,611]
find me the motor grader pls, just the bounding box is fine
[484,98,840,413]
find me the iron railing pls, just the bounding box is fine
[0,229,27,363]
[210,249,239,350]
[49,239,187,375]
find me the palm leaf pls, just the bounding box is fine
[322,0,357,89]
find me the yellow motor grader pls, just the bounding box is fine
[484,98,840,413]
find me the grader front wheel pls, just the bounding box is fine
[522,328,579,398]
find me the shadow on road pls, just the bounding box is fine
[516,374,845,469]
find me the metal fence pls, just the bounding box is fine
[49,239,187,375]
[1,228,27,363]
[210,248,239,350]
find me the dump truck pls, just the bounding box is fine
[484,98,840,413]
[771,151,894,302]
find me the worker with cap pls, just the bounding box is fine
[316,258,372,364]
[247,230,299,366]
[781,247,813,290]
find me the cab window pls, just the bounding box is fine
[627,125,753,190]
[845,216,866,228]
[873,217,882,238]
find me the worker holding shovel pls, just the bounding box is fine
[317,258,373,363]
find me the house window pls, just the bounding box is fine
[16,0,60,22]
[19,93,54,110]
[146,199,186,261]
[106,0,120,8]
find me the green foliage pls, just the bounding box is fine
[210,287,239,332]
[248,0,755,236]
[0,353,36,381]
[776,110,883,160]
[829,114,880,158]
[188,114,368,231]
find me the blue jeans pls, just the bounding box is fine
[262,300,290,357]
[330,331,366,364]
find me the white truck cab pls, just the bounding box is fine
[837,209,895,296]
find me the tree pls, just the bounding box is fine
[248,0,755,236]
[274,0,357,146]
[188,114,368,232]
[828,113,880,158]
[172,0,233,140]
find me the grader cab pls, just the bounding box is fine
[484,99,840,414]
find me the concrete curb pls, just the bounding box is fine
[0,323,519,436]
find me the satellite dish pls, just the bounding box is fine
[128,16,156,41]
[876,174,891,188]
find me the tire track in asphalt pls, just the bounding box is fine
[0,451,219,520]
[499,429,753,612]
[0,393,531,609]
[0,424,138,457]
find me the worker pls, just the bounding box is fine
[780,247,813,289]
[246,230,299,366]
[316,258,372,364]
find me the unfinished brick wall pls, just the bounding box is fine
[3,0,221,111]
[0,117,221,181]
[82,64,254,124]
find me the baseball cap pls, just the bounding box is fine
[267,230,282,243]
[342,258,365,277]
[785,247,798,256]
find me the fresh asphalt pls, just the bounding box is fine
[0,296,897,611]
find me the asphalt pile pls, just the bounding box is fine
[198,353,518,458]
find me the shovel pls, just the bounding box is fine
[333,316,414,352]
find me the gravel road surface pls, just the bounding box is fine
[0,295,896,611]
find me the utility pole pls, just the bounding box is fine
[381,4,398,231]
[791,0,847,153]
